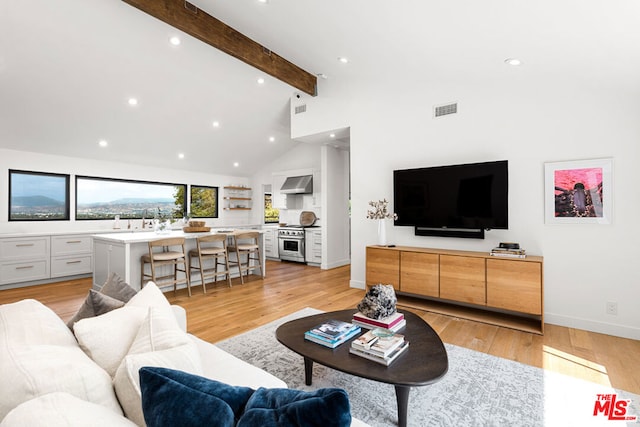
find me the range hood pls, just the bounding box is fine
[280,175,313,194]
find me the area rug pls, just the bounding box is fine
[216,308,640,426]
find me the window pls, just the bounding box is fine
[9,170,70,221]
[264,192,279,224]
[189,185,218,218]
[75,176,186,220]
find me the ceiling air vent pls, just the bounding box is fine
[434,102,458,118]
[294,104,307,114]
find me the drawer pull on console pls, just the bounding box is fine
[15,243,35,247]
[66,260,82,264]
[16,265,34,270]
[66,240,82,244]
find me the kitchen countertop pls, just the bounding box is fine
[92,228,265,244]
[0,224,267,239]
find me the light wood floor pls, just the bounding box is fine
[1,260,638,395]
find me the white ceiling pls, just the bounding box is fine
[1,0,639,176]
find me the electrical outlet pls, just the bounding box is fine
[606,301,618,315]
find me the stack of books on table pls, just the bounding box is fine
[349,330,409,366]
[304,319,361,348]
[490,247,526,258]
[351,311,406,333]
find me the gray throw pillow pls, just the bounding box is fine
[66,290,125,329]
[99,273,137,303]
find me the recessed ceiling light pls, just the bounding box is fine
[257,0,268,3]
[169,36,181,46]
[257,77,265,85]
[233,162,240,167]
[329,133,335,138]
[269,136,275,142]
[178,153,185,159]
[338,57,349,64]
[212,121,220,128]
[128,97,138,106]
[504,58,522,66]
[98,140,108,148]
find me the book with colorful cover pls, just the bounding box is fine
[352,311,405,329]
[304,326,361,348]
[309,319,359,340]
[349,341,409,366]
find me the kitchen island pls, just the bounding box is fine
[92,229,265,291]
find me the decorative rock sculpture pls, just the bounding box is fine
[357,284,397,320]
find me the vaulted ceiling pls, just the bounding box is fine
[1,0,639,176]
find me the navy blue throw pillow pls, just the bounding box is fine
[139,367,351,427]
[139,367,254,427]
[237,387,352,427]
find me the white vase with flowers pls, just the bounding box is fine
[366,199,398,246]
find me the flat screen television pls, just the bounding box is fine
[393,160,508,238]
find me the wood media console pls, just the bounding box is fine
[366,245,544,334]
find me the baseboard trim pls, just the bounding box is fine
[322,258,350,270]
[545,312,640,340]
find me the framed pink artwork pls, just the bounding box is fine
[544,158,613,224]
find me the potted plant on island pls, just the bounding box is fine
[153,207,173,234]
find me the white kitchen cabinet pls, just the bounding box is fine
[304,228,322,266]
[263,227,279,259]
[51,234,93,278]
[51,235,92,256]
[0,236,50,285]
[0,233,94,287]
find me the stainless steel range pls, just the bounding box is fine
[278,225,305,263]
[278,211,319,263]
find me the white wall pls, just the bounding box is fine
[321,145,350,269]
[0,148,252,234]
[297,72,640,339]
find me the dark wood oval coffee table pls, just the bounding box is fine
[276,309,448,427]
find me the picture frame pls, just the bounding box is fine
[544,158,612,224]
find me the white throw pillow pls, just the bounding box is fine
[73,282,175,377]
[126,281,172,312]
[0,392,136,427]
[73,306,147,377]
[128,307,188,355]
[114,343,203,426]
[113,306,202,426]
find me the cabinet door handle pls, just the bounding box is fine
[16,243,35,247]
[66,260,82,264]
[16,265,34,270]
[66,240,82,244]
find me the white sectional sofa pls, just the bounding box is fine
[0,281,368,426]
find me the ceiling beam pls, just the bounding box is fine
[122,0,317,96]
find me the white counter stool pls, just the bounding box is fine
[188,234,232,292]
[228,232,263,284]
[140,237,191,296]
